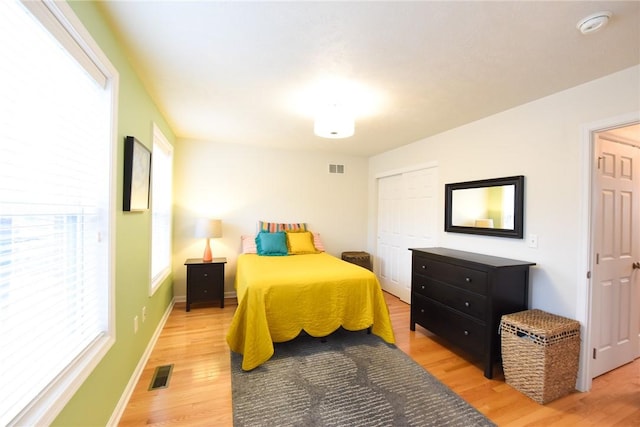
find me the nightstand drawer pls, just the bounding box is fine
[188,280,215,300]
[188,263,224,285]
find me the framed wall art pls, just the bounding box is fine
[123,135,151,211]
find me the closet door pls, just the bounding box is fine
[376,166,438,302]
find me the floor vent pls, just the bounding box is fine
[149,364,173,390]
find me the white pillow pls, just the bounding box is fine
[241,235,257,254]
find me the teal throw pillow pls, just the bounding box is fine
[255,231,288,256]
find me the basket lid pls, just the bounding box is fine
[501,309,580,336]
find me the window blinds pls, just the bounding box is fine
[150,125,173,293]
[0,1,112,424]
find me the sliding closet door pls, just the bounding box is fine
[376,166,438,302]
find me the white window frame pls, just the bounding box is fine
[150,124,173,295]
[4,1,118,425]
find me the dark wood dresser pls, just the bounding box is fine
[410,247,535,378]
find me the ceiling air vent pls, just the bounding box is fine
[328,164,345,174]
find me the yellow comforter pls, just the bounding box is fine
[226,252,395,370]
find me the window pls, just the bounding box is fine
[0,1,116,425]
[150,124,173,294]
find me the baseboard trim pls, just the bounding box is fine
[106,298,175,426]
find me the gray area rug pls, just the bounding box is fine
[231,328,496,426]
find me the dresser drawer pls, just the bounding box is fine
[413,256,487,294]
[412,294,485,356]
[413,277,486,320]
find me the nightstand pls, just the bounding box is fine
[184,258,226,311]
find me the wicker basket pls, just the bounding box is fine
[341,251,373,271]
[500,309,580,404]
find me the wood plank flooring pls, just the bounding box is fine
[119,292,640,426]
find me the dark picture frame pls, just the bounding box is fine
[444,175,524,239]
[123,136,151,211]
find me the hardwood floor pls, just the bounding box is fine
[119,292,640,426]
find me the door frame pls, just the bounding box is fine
[578,111,640,391]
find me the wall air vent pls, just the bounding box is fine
[328,164,345,174]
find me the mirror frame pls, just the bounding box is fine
[444,175,524,239]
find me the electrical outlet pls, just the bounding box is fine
[134,315,139,334]
[527,234,538,249]
[142,306,147,323]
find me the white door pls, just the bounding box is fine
[591,128,640,378]
[377,174,403,298]
[376,166,437,302]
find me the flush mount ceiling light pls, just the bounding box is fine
[577,11,612,34]
[314,104,355,139]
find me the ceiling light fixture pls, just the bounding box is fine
[576,11,612,35]
[314,104,355,139]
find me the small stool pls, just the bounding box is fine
[341,251,372,271]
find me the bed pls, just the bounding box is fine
[226,246,395,371]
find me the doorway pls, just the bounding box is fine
[589,123,640,380]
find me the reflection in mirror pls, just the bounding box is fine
[444,175,524,238]
[451,185,515,230]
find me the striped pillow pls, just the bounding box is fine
[258,221,307,233]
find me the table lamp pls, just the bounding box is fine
[195,218,222,262]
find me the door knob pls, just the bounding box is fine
[633,262,640,270]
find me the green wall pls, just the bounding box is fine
[52,2,176,425]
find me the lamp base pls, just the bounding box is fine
[203,238,212,262]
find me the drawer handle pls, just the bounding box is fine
[421,285,425,290]
[465,277,471,283]
[464,301,470,307]
[421,265,426,269]
[464,330,469,336]
[420,309,425,313]
[203,273,208,277]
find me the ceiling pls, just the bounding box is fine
[97,1,640,157]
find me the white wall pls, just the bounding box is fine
[172,140,369,298]
[368,65,640,321]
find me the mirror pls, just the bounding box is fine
[445,176,524,238]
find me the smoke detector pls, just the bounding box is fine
[577,11,612,34]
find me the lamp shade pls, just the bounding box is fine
[314,104,354,139]
[195,218,223,238]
